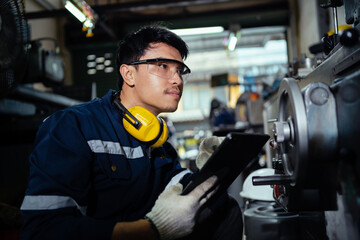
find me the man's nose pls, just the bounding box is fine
[170,71,183,84]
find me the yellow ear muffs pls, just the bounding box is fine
[122,106,169,147]
[153,117,169,148]
[112,93,169,147]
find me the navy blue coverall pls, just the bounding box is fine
[20,90,190,239]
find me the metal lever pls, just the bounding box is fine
[252,174,293,185]
[320,0,343,54]
[267,118,278,123]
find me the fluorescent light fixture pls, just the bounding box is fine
[228,32,238,51]
[171,26,224,36]
[64,0,98,37]
[65,0,86,22]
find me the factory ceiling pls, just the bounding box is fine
[26,0,290,46]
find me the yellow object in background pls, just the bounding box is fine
[327,25,353,36]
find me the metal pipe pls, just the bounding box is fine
[333,7,338,35]
[13,85,83,107]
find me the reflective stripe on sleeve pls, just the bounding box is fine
[20,195,87,216]
[164,169,192,191]
[87,140,144,159]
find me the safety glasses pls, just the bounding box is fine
[128,58,191,82]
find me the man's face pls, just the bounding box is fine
[129,42,184,115]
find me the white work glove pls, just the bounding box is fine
[196,136,225,170]
[145,176,218,240]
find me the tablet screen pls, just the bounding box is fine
[182,132,270,198]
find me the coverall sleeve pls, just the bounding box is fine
[20,111,117,240]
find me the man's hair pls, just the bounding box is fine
[115,25,189,91]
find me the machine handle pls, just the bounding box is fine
[252,174,293,185]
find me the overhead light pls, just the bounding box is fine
[64,0,86,22]
[228,32,238,51]
[64,0,98,37]
[171,26,224,36]
[226,24,241,51]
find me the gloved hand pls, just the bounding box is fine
[145,176,218,240]
[196,136,225,170]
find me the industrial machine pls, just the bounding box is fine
[248,0,360,239]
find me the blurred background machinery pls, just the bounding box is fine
[250,1,360,239]
[0,0,82,234]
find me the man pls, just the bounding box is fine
[20,25,242,239]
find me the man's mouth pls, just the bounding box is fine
[165,87,182,98]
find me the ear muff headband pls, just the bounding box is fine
[112,95,168,147]
[113,97,142,129]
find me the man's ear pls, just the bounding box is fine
[120,64,135,87]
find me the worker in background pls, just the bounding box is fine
[209,98,236,128]
[20,25,242,239]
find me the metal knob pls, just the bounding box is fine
[272,121,291,143]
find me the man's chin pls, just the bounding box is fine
[162,106,178,113]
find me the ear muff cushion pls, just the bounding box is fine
[123,106,168,145]
[151,118,169,148]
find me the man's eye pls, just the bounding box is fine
[157,63,168,69]
[176,68,184,74]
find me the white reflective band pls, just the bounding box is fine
[87,140,144,159]
[164,169,192,190]
[21,195,87,216]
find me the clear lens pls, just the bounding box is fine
[147,61,189,81]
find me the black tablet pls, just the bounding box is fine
[182,132,270,198]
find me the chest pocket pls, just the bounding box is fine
[97,154,132,180]
[152,145,175,169]
[153,154,174,169]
